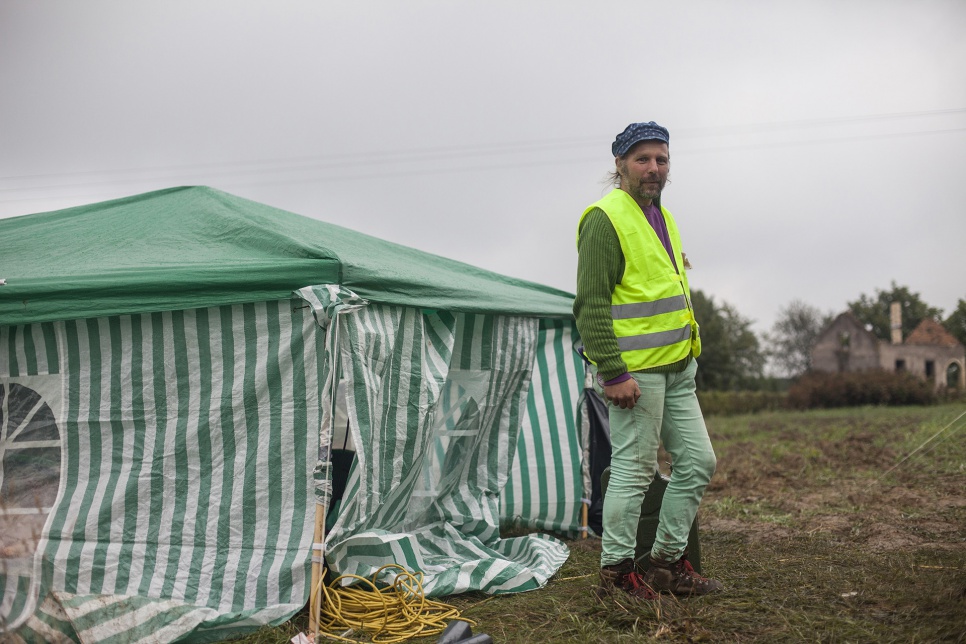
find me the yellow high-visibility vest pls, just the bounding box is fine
[578,189,701,370]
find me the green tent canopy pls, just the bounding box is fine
[0,186,574,326]
[0,188,589,643]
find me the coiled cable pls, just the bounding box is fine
[315,564,475,643]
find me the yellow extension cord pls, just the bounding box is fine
[311,564,476,643]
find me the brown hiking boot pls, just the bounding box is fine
[643,552,723,596]
[597,558,660,602]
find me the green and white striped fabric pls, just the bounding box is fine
[1,301,322,642]
[294,284,368,512]
[502,319,586,536]
[10,594,76,643]
[2,287,585,642]
[322,303,571,596]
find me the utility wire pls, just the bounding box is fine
[672,107,966,138]
[678,126,966,156]
[0,106,963,188]
[1,124,963,207]
[0,136,603,185]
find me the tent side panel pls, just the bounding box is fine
[325,308,571,596]
[501,319,585,535]
[1,300,323,642]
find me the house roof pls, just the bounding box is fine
[818,310,879,342]
[0,186,575,325]
[905,318,962,348]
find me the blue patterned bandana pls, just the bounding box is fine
[612,121,670,157]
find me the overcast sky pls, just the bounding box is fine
[2,0,964,335]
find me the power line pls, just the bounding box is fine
[0,122,964,207]
[673,107,966,138]
[677,126,966,155]
[1,107,963,187]
[0,137,603,185]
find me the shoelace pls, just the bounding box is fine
[677,558,712,585]
[620,571,659,599]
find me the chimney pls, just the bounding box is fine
[890,301,902,344]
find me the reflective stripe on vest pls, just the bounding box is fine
[611,294,688,320]
[616,323,691,352]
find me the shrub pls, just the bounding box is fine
[785,369,937,409]
[697,390,787,416]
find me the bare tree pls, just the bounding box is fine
[766,300,832,378]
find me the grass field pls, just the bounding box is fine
[239,403,966,643]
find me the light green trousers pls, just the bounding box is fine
[596,359,716,566]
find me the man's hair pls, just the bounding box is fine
[607,154,628,188]
[607,167,622,188]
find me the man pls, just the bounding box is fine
[574,121,722,600]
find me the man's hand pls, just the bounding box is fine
[603,378,640,409]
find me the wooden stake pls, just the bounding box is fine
[309,501,326,643]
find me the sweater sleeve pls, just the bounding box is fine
[574,207,627,381]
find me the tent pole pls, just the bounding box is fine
[310,501,326,643]
[581,502,588,540]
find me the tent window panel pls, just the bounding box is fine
[9,406,59,444]
[1,446,61,509]
[1,382,62,511]
[1,380,62,598]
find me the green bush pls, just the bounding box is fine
[939,386,965,404]
[697,390,786,416]
[785,369,937,409]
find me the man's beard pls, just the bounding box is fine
[617,163,665,204]
[627,179,663,203]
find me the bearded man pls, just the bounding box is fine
[574,121,723,600]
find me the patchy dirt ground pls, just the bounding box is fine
[702,408,966,557]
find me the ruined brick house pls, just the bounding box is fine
[811,303,965,390]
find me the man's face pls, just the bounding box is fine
[616,140,670,205]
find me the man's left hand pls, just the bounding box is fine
[604,378,640,409]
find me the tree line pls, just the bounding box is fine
[692,281,966,390]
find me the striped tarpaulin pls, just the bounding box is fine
[3,290,585,641]
[323,304,570,596]
[1,301,322,642]
[501,319,586,536]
